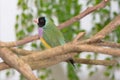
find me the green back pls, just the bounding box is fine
[42,17,65,47]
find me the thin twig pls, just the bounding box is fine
[73,32,86,42]
[74,58,117,66]
[93,41,120,48]
[10,48,38,56]
[0,35,39,47]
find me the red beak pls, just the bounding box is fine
[33,18,38,24]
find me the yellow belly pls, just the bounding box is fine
[40,37,51,49]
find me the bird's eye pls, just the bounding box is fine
[38,17,46,27]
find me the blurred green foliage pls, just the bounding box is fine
[15,0,120,80]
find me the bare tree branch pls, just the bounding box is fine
[0,48,40,80]
[10,47,37,55]
[1,42,120,71]
[74,58,117,66]
[0,55,117,71]
[0,35,39,47]
[58,0,109,29]
[73,32,86,42]
[92,15,120,39]
[93,41,120,48]
[77,15,120,45]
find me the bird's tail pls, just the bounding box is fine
[68,58,79,72]
[68,59,75,67]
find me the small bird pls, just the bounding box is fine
[34,16,75,67]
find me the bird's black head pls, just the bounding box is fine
[38,17,46,27]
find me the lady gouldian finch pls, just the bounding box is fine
[34,16,75,67]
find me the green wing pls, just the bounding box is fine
[43,18,65,47]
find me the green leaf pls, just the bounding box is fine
[89,71,94,76]
[86,54,91,59]
[105,57,111,60]
[17,0,22,6]
[116,63,120,68]
[22,2,28,10]
[16,15,19,21]
[104,71,110,77]
[16,30,26,39]
[100,9,110,14]
[27,25,34,33]
[15,23,19,30]
[77,63,81,68]
[31,43,37,48]
[22,13,27,19]
[40,75,46,79]
[107,66,113,70]
[87,65,92,69]
[6,71,10,77]
[20,74,26,80]
[95,0,101,5]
